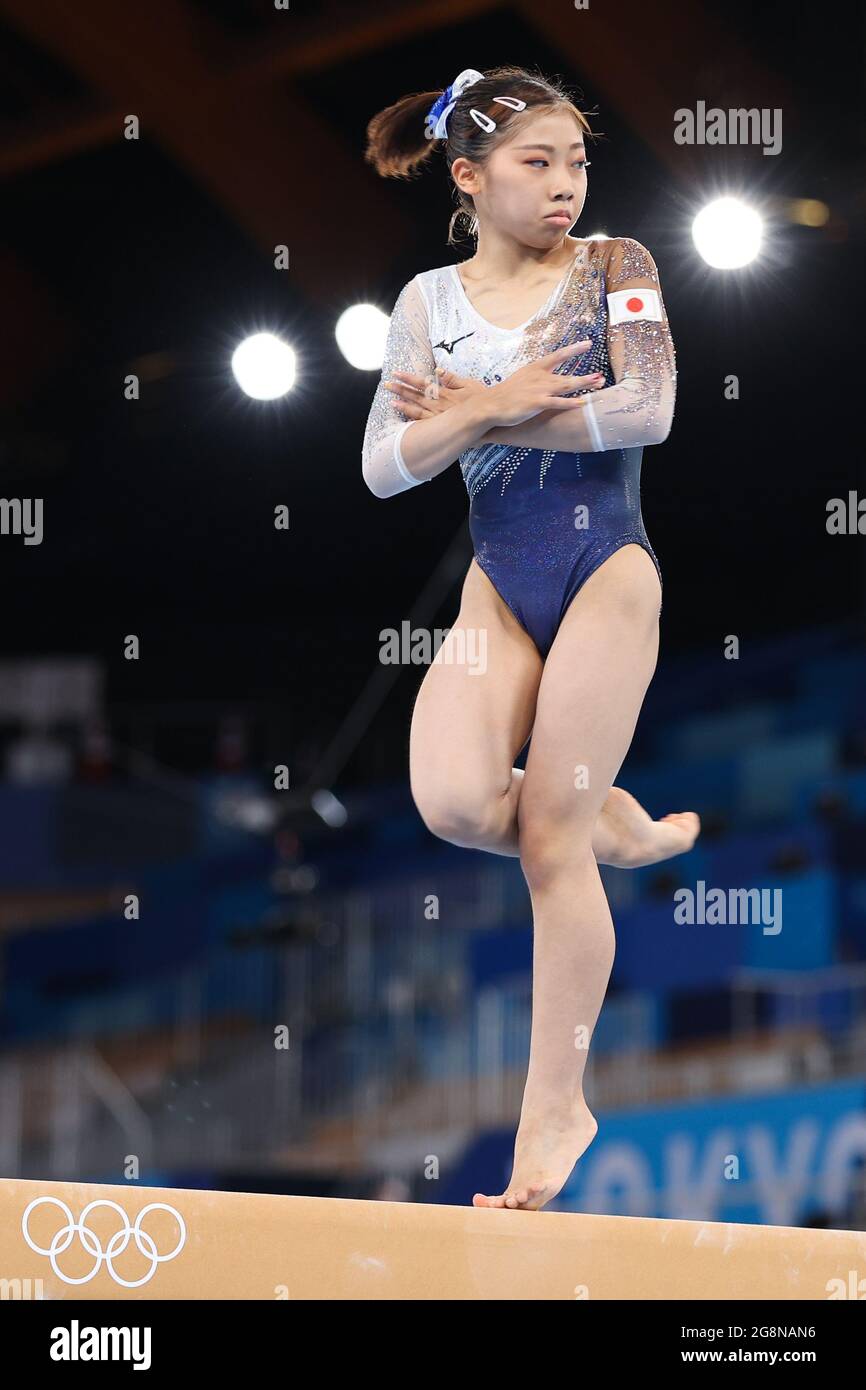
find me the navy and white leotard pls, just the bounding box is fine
[361,236,676,659]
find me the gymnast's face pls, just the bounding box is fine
[454,107,589,249]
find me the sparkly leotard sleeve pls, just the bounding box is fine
[361,236,677,657]
[361,276,436,499]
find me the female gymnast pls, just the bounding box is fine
[362,66,699,1210]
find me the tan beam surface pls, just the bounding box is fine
[1,1176,864,1299]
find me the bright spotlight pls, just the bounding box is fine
[335,303,391,371]
[232,333,297,400]
[692,197,763,269]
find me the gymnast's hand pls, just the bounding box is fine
[481,342,605,427]
[382,365,487,419]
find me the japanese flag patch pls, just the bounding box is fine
[607,288,663,324]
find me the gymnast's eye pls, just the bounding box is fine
[526,159,590,169]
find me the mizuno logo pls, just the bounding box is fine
[433,332,475,355]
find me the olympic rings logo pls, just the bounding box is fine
[22,1196,186,1288]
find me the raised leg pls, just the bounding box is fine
[410,559,698,866]
[410,557,541,852]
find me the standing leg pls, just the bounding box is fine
[474,545,662,1210]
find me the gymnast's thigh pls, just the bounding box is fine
[517,544,661,857]
[409,558,542,817]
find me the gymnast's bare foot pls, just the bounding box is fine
[593,786,700,869]
[473,1104,598,1211]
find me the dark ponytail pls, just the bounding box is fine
[364,65,595,246]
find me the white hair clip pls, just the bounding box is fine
[425,78,529,140]
[469,109,496,133]
[469,94,527,133]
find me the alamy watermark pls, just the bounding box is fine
[0,498,43,544]
[675,880,782,935]
[379,622,488,674]
[674,102,782,156]
[1,1275,44,1299]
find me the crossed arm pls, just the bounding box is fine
[461,363,672,456]
[361,238,676,499]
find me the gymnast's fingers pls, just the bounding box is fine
[549,371,605,395]
[394,397,439,419]
[537,340,593,366]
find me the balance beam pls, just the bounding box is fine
[1,1177,863,1299]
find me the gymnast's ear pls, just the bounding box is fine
[450,155,483,199]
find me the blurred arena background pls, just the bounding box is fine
[1,0,865,1224]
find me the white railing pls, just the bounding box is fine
[4,878,866,1178]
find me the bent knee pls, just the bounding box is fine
[411,777,503,846]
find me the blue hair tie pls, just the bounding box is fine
[423,68,485,141]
